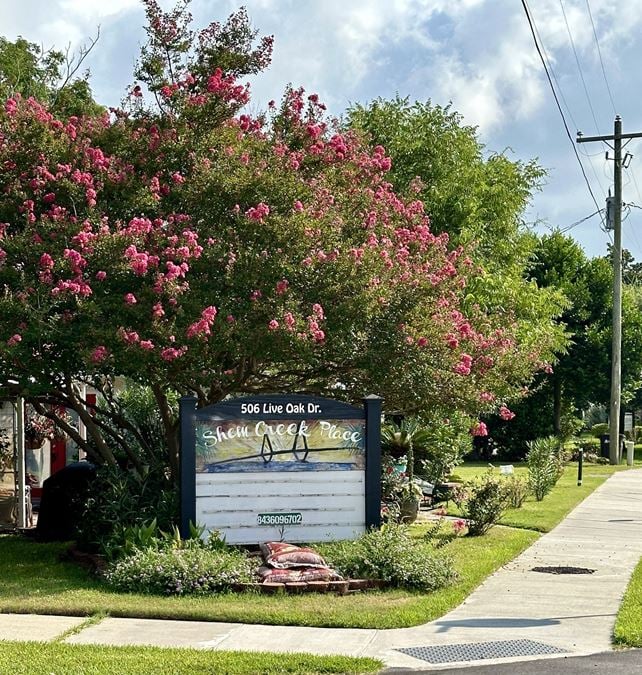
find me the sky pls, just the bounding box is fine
[2,0,642,259]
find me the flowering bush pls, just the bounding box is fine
[0,1,560,478]
[452,472,511,536]
[319,524,456,590]
[104,546,255,595]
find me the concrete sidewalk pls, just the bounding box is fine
[5,469,642,671]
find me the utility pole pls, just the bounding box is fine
[577,117,642,465]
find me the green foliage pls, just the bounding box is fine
[453,472,511,536]
[319,524,456,591]
[347,96,567,403]
[0,36,102,118]
[592,423,609,438]
[76,465,178,557]
[417,414,470,484]
[526,436,562,501]
[104,546,255,595]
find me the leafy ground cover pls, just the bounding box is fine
[449,462,631,532]
[0,526,535,630]
[614,557,642,647]
[0,641,381,674]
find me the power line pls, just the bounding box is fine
[560,208,603,233]
[585,0,618,116]
[559,0,601,133]
[558,0,607,197]
[521,0,605,227]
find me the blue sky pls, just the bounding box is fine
[3,0,642,259]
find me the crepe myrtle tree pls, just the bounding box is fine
[0,1,559,481]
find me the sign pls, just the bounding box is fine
[180,394,381,545]
[624,412,634,433]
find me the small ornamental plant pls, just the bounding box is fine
[319,524,456,591]
[104,547,256,595]
[453,472,511,536]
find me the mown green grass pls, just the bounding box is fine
[449,462,630,532]
[0,641,382,674]
[0,526,536,630]
[614,556,642,647]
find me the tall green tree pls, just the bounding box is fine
[501,231,642,445]
[0,36,102,118]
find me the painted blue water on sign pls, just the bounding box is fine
[202,460,357,473]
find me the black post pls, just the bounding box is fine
[577,449,583,487]
[364,394,382,529]
[179,395,197,538]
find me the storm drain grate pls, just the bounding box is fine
[396,639,567,664]
[531,566,595,575]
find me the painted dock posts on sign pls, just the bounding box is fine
[180,394,382,545]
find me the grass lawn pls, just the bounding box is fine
[0,641,382,674]
[0,526,536,630]
[613,556,642,647]
[449,462,632,533]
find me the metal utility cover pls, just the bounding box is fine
[396,639,567,664]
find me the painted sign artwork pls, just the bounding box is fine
[195,416,365,473]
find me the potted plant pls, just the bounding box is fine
[381,420,430,523]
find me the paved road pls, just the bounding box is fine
[384,648,642,674]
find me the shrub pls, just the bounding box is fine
[318,524,456,591]
[591,423,609,438]
[503,475,530,508]
[104,547,255,595]
[453,472,510,536]
[577,437,601,453]
[526,436,561,501]
[76,464,178,557]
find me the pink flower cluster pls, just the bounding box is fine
[187,305,218,339]
[245,202,270,222]
[499,405,516,421]
[454,353,473,376]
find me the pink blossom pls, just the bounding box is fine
[282,312,296,331]
[470,421,488,437]
[95,271,107,281]
[499,405,516,421]
[480,392,495,403]
[161,346,187,361]
[276,279,289,295]
[268,319,279,330]
[245,202,270,222]
[139,340,154,350]
[312,303,325,319]
[152,303,165,318]
[7,334,22,346]
[90,346,109,363]
[39,253,54,269]
[124,293,137,305]
[293,200,304,211]
[453,519,466,534]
